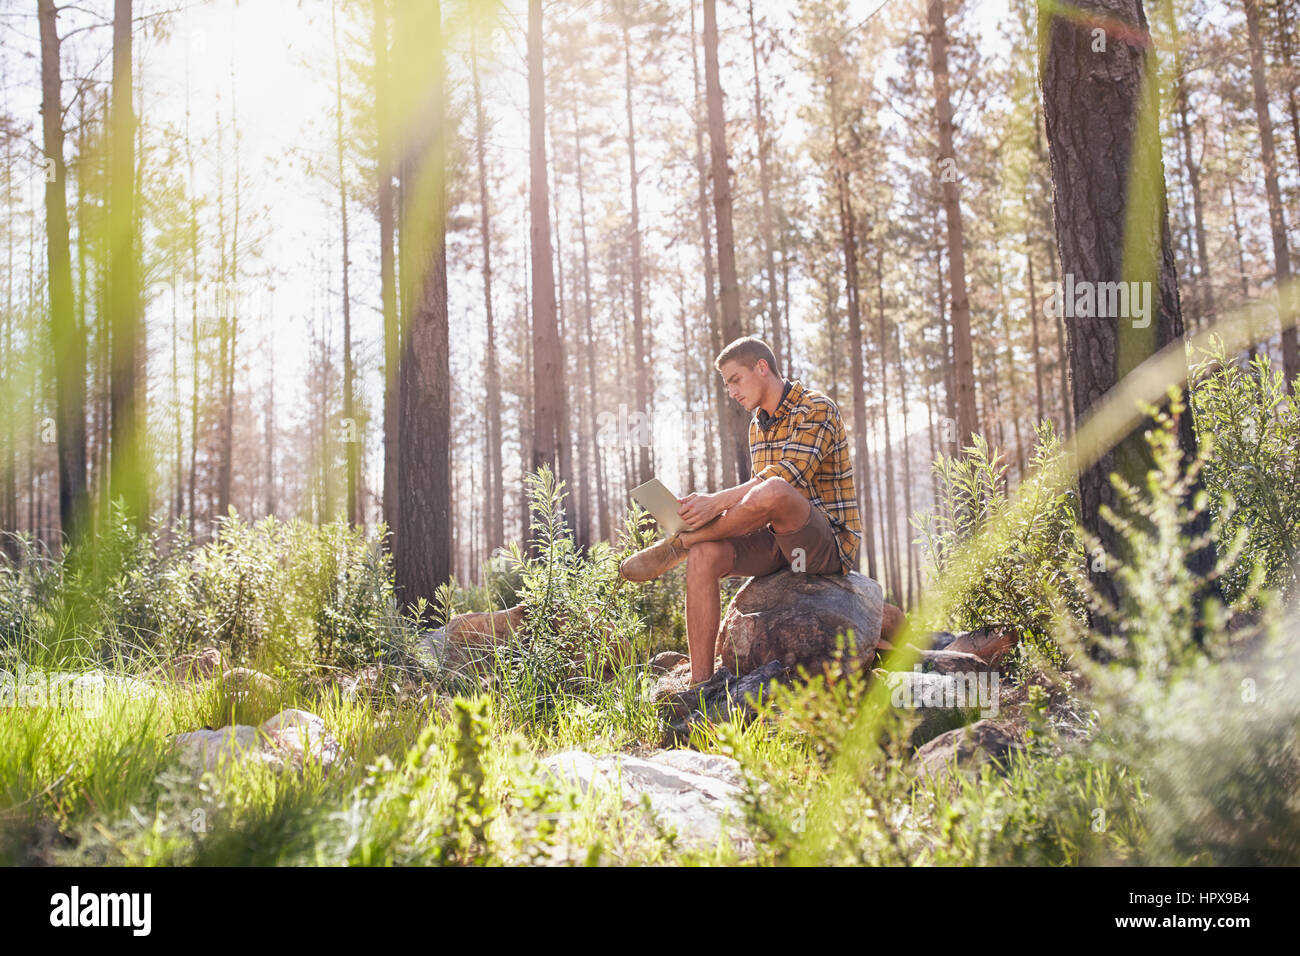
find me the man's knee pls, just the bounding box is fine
[752,477,808,530]
[687,540,734,579]
[751,476,800,511]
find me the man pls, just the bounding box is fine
[620,336,863,685]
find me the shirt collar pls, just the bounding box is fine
[756,380,797,430]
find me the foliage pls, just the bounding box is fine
[1191,339,1300,599]
[914,421,1085,663]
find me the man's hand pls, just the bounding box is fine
[677,492,725,530]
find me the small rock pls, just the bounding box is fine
[883,670,996,747]
[912,719,1023,780]
[219,667,276,696]
[650,651,689,674]
[172,708,342,774]
[158,647,223,683]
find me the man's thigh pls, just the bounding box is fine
[773,503,842,574]
[724,528,788,578]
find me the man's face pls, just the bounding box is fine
[719,359,767,412]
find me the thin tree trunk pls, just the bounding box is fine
[1244,0,1298,384]
[927,0,980,451]
[691,0,728,489]
[748,0,783,365]
[703,0,750,483]
[471,23,505,552]
[38,0,89,550]
[528,0,564,486]
[620,8,651,488]
[333,1,358,526]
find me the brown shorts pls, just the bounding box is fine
[725,501,844,577]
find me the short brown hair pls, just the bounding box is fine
[715,336,780,377]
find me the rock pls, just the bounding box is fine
[944,627,1019,667]
[339,664,384,701]
[449,605,527,648]
[260,708,343,769]
[421,604,628,679]
[651,659,787,746]
[157,647,223,683]
[219,667,276,697]
[540,749,752,853]
[883,669,998,747]
[649,658,697,705]
[650,651,689,674]
[919,649,996,675]
[716,569,885,677]
[881,603,906,642]
[173,708,342,774]
[914,627,1019,666]
[912,719,1023,780]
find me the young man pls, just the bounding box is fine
[620,336,863,685]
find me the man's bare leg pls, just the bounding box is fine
[679,477,811,548]
[684,541,736,684]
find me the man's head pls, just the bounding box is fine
[715,336,783,413]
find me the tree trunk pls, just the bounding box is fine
[620,9,652,488]
[38,0,89,551]
[394,0,451,613]
[831,83,876,578]
[927,0,980,452]
[471,22,505,553]
[572,98,609,543]
[1040,0,1218,646]
[333,0,358,527]
[691,0,729,490]
[528,0,564,487]
[1243,0,1298,385]
[748,0,783,365]
[373,0,401,545]
[108,0,147,531]
[703,0,750,483]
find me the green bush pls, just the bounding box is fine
[1191,339,1300,599]
[914,421,1085,662]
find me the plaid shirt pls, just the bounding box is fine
[749,380,862,574]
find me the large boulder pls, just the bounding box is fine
[716,569,885,677]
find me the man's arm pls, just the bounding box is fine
[677,476,761,530]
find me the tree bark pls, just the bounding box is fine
[373,0,400,545]
[1040,0,1218,645]
[471,22,505,553]
[109,0,147,531]
[528,0,564,487]
[703,0,750,483]
[1243,0,1298,385]
[927,0,980,452]
[394,0,451,613]
[691,0,729,490]
[38,0,89,551]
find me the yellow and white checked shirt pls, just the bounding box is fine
[749,380,862,574]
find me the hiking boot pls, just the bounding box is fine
[619,534,689,582]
